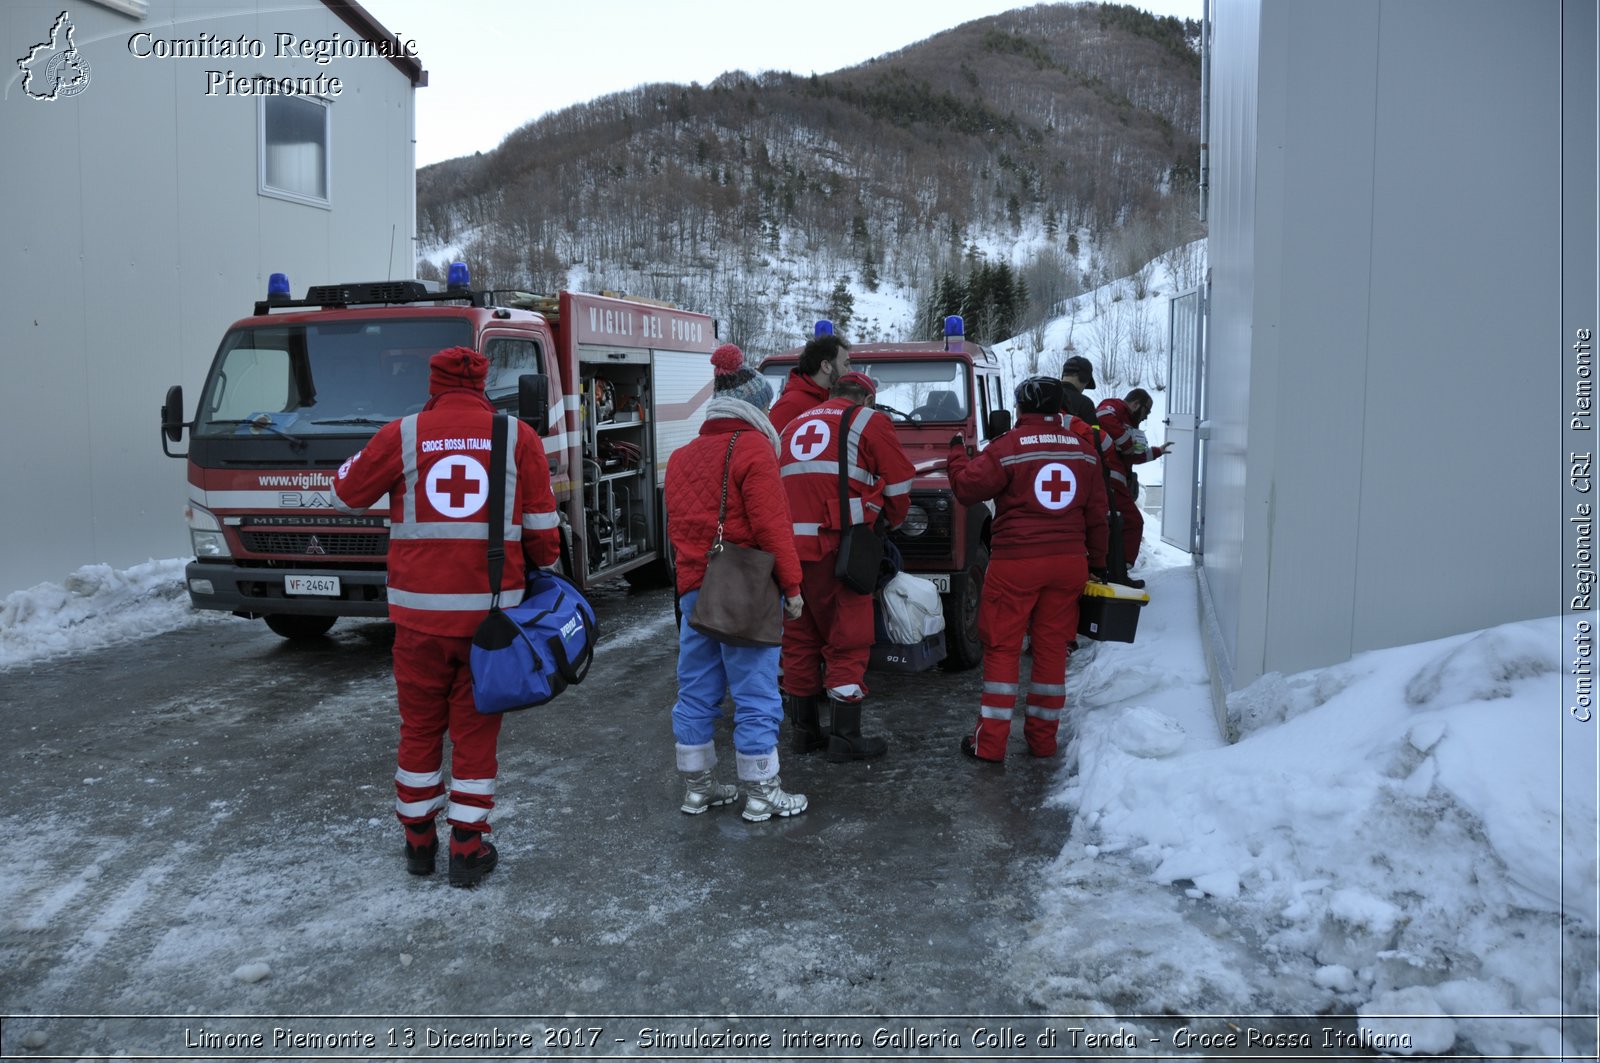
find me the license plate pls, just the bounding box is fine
[925,574,951,594]
[285,575,340,596]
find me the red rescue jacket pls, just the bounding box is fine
[947,412,1109,567]
[778,398,916,562]
[768,370,832,431]
[331,392,561,636]
[665,416,803,599]
[1094,398,1166,490]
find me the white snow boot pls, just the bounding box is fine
[680,770,739,815]
[740,777,808,822]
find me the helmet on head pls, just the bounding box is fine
[1015,375,1065,415]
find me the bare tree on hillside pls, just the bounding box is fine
[1090,291,1127,387]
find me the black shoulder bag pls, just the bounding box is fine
[833,404,884,595]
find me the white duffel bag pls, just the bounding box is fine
[880,572,945,644]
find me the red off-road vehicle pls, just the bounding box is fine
[761,316,1011,669]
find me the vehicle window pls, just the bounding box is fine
[485,337,544,398]
[850,360,970,422]
[194,317,471,437]
[208,347,293,421]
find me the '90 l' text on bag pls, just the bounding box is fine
[687,432,784,647]
[470,414,599,714]
[833,404,884,595]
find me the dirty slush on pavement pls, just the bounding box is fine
[1,582,1364,1061]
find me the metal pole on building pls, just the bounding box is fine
[1199,0,1210,223]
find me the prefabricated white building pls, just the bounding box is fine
[0,0,422,598]
[1198,0,1589,699]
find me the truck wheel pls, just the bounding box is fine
[940,544,988,671]
[264,614,337,640]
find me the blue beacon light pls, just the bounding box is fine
[447,262,471,289]
[267,273,291,300]
[944,315,965,338]
[814,320,834,338]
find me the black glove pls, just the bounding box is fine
[1090,567,1109,582]
[950,433,965,448]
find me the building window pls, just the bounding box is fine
[260,95,330,207]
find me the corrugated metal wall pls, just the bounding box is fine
[0,0,416,596]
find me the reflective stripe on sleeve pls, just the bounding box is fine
[523,510,560,530]
[387,586,524,611]
[399,415,421,526]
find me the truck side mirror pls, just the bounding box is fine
[161,385,185,443]
[518,373,551,436]
[985,409,1011,439]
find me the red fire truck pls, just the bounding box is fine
[160,266,716,638]
[760,316,1011,669]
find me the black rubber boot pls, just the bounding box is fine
[448,827,499,889]
[784,693,826,755]
[826,698,887,762]
[403,821,437,876]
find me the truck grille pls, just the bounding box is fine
[240,532,389,557]
[891,491,954,563]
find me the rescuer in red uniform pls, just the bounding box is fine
[1094,387,1171,585]
[778,371,916,761]
[768,331,852,431]
[948,376,1109,762]
[331,347,560,886]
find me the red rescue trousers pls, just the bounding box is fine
[781,556,874,701]
[1111,482,1144,568]
[391,625,502,835]
[970,553,1089,760]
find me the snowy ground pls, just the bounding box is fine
[3,527,1594,1058]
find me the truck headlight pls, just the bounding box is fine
[191,530,230,558]
[187,504,230,557]
[900,504,930,537]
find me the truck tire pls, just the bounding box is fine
[264,614,337,640]
[940,544,988,671]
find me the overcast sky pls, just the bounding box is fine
[358,0,1204,168]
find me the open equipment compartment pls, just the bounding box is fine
[578,351,654,579]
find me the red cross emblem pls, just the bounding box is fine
[789,418,832,461]
[425,455,489,518]
[1033,462,1077,510]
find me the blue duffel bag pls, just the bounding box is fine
[470,569,598,714]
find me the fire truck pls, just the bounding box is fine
[160,265,716,638]
[760,316,1010,670]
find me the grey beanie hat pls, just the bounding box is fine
[711,343,774,410]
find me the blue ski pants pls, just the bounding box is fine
[671,589,783,756]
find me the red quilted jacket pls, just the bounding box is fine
[665,417,803,599]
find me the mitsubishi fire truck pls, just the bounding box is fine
[760,316,1010,670]
[160,265,716,639]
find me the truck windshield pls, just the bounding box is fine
[764,359,971,423]
[193,317,473,438]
